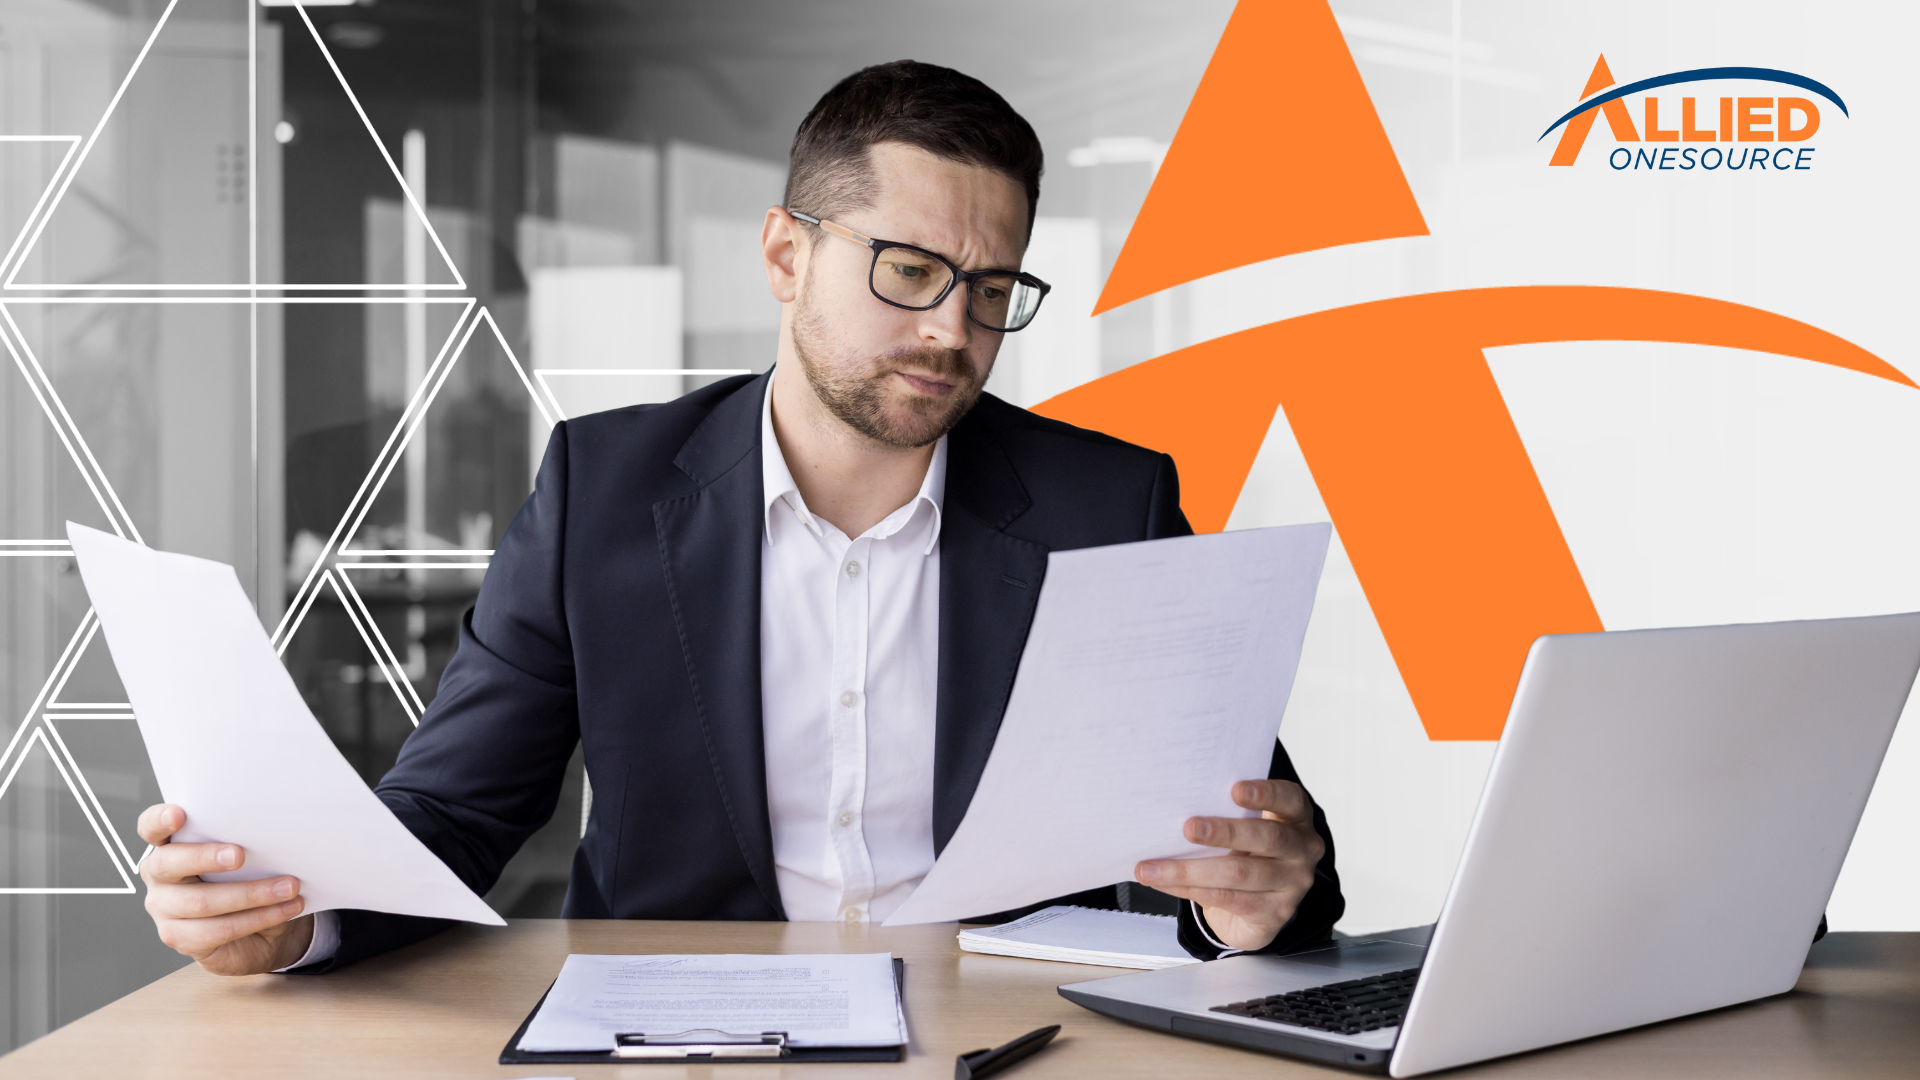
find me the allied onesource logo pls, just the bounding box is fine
[1542,55,1846,172]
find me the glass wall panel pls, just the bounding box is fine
[0,0,272,1046]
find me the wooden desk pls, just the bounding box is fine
[3,922,1915,1079]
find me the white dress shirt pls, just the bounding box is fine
[284,381,944,969]
[758,382,943,923]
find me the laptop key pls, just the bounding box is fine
[1209,967,1421,1035]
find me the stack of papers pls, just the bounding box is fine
[959,905,1201,970]
[517,953,906,1053]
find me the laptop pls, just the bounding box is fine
[1059,613,1920,1077]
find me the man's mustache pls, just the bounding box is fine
[877,347,973,384]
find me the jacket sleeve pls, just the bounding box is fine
[1146,452,1196,540]
[1176,739,1346,960]
[295,424,582,972]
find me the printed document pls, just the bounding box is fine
[68,522,503,925]
[885,523,1330,926]
[517,953,905,1052]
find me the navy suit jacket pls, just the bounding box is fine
[310,372,1343,970]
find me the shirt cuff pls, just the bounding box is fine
[1187,900,1246,958]
[274,909,341,972]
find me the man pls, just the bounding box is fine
[135,60,1343,975]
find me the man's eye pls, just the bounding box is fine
[891,264,926,280]
[974,284,1006,302]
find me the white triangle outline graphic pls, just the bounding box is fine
[42,717,144,876]
[272,305,549,726]
[3,0,466,293]
[43,610,131,711]
[40,614,174,876]
[0,614,97,792]
[0,5,518,896]
[269,307,740,728]
[0,730,138,894]
[333,306,552,553]
[530,368,754,423]
[272,297,476,651]
[0,136,84,284]
[0,303,143,543]
[0,611,141,893]
[0,291,156,894]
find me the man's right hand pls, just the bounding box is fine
[138,803,315,975]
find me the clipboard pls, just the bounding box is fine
[498,957,907,1065]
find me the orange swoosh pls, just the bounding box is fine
[1035,286,1914,739]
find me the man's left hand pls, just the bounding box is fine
[1135,779,1324,952]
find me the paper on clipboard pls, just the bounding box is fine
[67,522,502,926]
[516,953,905,1052]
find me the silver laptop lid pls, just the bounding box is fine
[1391,614,1920,1078]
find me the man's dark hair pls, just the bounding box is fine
[785,60,1043,234]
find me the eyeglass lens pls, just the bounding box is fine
[870,246,1044,330]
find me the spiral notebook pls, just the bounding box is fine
[958,905,1201,970]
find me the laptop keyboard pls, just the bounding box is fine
[1210,967,1420,1035]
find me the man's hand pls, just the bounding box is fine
[137,804,315,976]
[1134,779,1324,952]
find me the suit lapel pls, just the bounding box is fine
[654,374,784,917]
[933,409,1050,853]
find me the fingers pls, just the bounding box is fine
[1183,809,1325,863]
[132,806,308,970]
[1185,815,1289,857]
[1127,782,1321,952]
[153,896,306,960]
[1231,779,1312,821]
[140,840,245,886]
[136,803,187,846]
[196,913,318,977]
[1136,852,1307,896]
[1154,882,1305,922]
[1171,781,1314,856]
[145,875,301,921]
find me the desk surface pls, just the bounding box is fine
[3,922,1915,1079]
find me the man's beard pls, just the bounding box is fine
[790,298,985,449]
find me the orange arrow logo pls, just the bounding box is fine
[1034,1,1914,740]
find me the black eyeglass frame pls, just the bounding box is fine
[786,209,1052,332]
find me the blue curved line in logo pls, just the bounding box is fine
[1537,67,1847,142]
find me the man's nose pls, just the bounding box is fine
[916,282,973,351]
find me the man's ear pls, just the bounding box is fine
[762,207,805,304]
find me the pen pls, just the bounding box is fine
[955,1024,1061,1080]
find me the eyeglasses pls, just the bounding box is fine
[787,209,1051,332]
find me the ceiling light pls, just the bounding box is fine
[1068,137,1168,172]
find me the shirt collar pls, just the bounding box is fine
[761,376,947,555]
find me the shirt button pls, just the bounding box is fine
[837,811,854,828]
[845,560,861,578]
[839,690,858,708]
[843,908,862,923]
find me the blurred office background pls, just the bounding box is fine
[10,0,1913,1057]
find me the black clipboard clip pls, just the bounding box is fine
[614,1030,790,1059]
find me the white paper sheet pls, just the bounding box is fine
[68,522,503,926]
[884,523,1330,926]
[517,953,905,1052]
